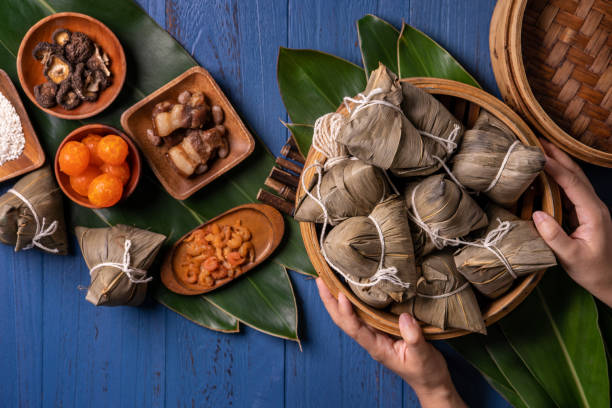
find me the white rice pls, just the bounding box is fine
[0,91,25,166]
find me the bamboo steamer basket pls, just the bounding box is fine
[297,78,562,340]
[490,0,612,167]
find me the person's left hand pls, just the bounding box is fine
[315,278,466,408]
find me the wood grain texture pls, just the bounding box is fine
[7,0,610,407]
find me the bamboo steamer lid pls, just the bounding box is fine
[490,0,612,167]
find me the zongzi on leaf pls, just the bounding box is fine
[451,110,545,205]
[391,250,486,334]
[337,64,452,177]
[294,158,390,225]
[323,195,418,304]
[76,224,167,306]
[0,167,68,254]
[404,174,488,256]
[454,205,557,298]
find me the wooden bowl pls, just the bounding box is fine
[54,124,141,208]
[490,0,612,167]
[17,12,126,120]
[297,77,562,340]
[121,66,255,200]
[0,69,45,182]
[161,203,284,295]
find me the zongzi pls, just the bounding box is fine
[451,110,545,205]
[323,195,418,305]
[454,205,557,298]
[336,63,456,177]
[391,250,486,334]
[0,166,68,254]
[76,224,167,306]
[404,174,488,256]
[294,158,390,225]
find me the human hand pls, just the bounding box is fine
[532,139,612,307]
[315,278,466,408]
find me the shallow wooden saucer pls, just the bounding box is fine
[0,69,45,182]
[17,12,126,120]
[121,66,255,200]
[161,203,284,295]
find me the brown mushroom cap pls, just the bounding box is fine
[34,81,58,108]
[32,42,62,66]
[51,28,71,47]
[44,54,72,84]
[56,78,81,110]
[64,32,94,64]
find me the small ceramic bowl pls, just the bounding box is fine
[17,12,126,120]
[54,124,141,208]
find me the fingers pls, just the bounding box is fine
[533,211,581,262]
[543,154,603,222]
[316,278,341,320]
[398,313,428,351]
[540,139,591,188]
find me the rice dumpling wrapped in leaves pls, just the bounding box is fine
[451,110,545,205]
[294,159,389,225]
[391,250,486,334]
[337,64,451,177]
[405,174,488,256]
[76,224,166,306]
[323,195,418,305]
[454,205,557,298]
[0,167,68,254]
[400,82,464,172]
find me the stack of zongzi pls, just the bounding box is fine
[451,110,546,205]
[301,62,556,335]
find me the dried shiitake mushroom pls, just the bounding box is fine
[34,81,57,108]
[64,32,94,64]
[56,78,81,110]
[86,44,111,77]
[32,42,61,66]
[44,54,72,84]
[51,28,71,47]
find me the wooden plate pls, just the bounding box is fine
[17,12,126,120]
[120,66,255,200]
[298,77,562,340]
[53,124,141,208]
[161,203,284,295]
[0,69,45,182]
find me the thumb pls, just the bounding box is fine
[532,211,576,261]
[398,313,429,352]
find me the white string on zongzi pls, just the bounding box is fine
[300,161,411,289]
[416,281,470,299]
[89,239,152,284]
[483,140,520,192]
[419,123,460,154]
[312,112,349,170]
[343,88,404,118]
[7,188,59,253]
[408,185,517,279]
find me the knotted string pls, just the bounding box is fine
[300,161,411,289]
[417,281,470,299]
[8,188,59,253]
[408,184,517,279]
[312,112,349,170]
[89,239,152,284]
[484,140,520,192]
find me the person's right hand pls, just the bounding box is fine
[532,139,612,307]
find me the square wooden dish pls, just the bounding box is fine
[0,69,45,182]
[120,66,255,200]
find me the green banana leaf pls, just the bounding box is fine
[277,13,610,405]
[282,122,313,163]
[1,0,308,340]
[500,270,609,408]
[204,264,299,341]
[357,14,400,77]
[277,48,366,126]
[397,23,479,87]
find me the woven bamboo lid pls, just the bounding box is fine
[491,0,612,166]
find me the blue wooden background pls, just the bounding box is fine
[2,0,611,407]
